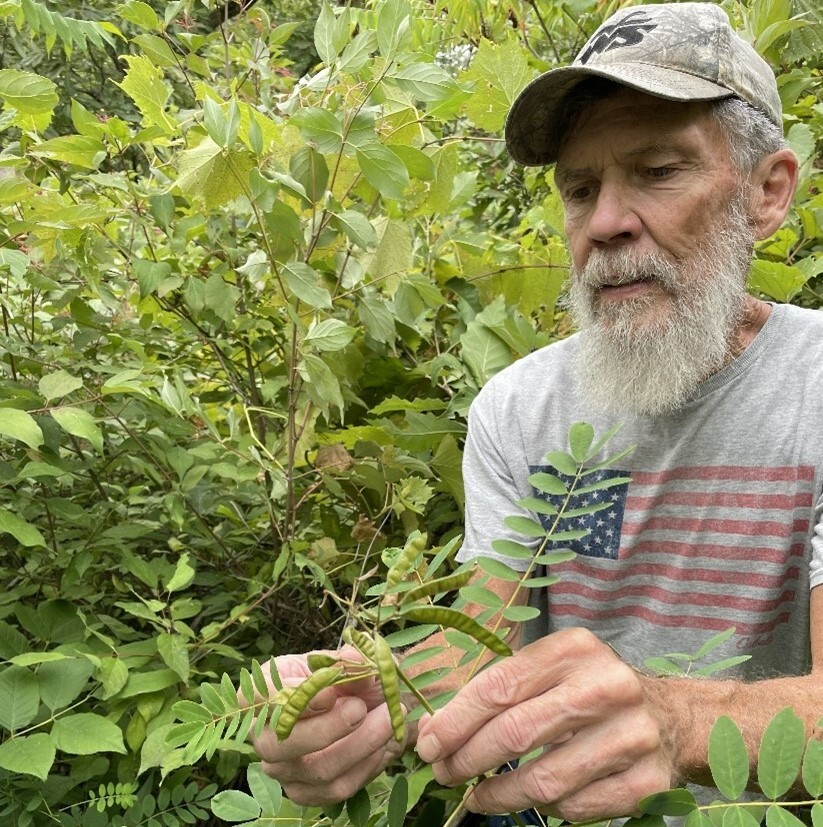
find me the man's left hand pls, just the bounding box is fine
[415,627,675,822]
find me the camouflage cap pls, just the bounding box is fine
[505,2,782,166]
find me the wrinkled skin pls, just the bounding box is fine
[250,647,407,806]
[416,629,674,821]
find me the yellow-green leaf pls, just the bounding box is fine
[0,508,46,548]
[50,407,103,452]
[0,734,55,781]
[0,408,43,449]
[117,55,177,133]
[461,39,535,132]
[0,69,58,115]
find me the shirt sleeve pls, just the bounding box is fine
[456,380,540,571]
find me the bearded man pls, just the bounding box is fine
[252,3,823,822]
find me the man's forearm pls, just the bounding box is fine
[639,671,823,789]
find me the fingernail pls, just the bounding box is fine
[339,697,365,728]
[416,732,442,762]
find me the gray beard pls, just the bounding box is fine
[567,196,755,417]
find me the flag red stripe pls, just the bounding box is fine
[549,602,792,635]
[625,491,813,510]
[553,560,800,589]
[631,466,815,484]
[621,516,809,538]
[622,540,806,563]
[549,581,795,613]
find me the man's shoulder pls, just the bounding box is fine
[769,303,823,348]
[486,333,581,388]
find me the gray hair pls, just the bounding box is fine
[708,96,787,175]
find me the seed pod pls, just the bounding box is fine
[399,569,474,606]
[342,625,376,663]
[307,653,339,671]
[386,531,427,591]
[274,665,344,741]
[372,633,405,742]
[399,606,512,657]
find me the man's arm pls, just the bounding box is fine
[416,587,823,822]
[642,585,823,788]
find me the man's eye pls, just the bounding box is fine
[646,166,675,178]
[567,185,593,201]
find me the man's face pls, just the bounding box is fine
[554,89,756,416]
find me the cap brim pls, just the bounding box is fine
[504,63,735,166]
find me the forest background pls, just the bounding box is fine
[1,0,823,825]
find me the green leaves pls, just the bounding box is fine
[314,2,350,66]
[0,666,40,730]
[0,408,43,449]
[461,39,535,132]
[0,509,46,548]
[356,143,410,200]
[709,716,750,799]
[176,138,255,208]
[0,734,55,781]
[0,68,58,115]
[50,407,103,452]
[117,55,177,133]
[51,713,127,755]
[758,708,806,799]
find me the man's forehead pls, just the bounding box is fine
[556,90,719,166]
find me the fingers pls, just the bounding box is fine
[416,628,674,821]
[260,700,407,806]
[464,711,667,819]
[416,629,597,768]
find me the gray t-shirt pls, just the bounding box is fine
[458,303,823,680]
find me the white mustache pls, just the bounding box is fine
[579,250,681,293]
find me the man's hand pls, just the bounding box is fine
[249,647,407,806]
[415,628,675,822]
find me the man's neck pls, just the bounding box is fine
[726,296,772,363]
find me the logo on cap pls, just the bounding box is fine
[578,11,658,65]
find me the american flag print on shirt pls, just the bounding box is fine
[530,463,815,637]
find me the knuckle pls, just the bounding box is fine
[524,760,568,807]
[494,710,540,757]
[474,664,520,709]
[300,753,337,785]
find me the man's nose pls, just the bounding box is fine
[586,181,642,248]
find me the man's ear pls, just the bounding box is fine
[749,148,798,240]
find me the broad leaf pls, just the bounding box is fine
[51,407,104,452]
[247,762,283,815]
[0,666,40,731]
[118,55,177,132]
[709,716,750,799]
[0,734,55,780]
[0,69,58,115]
[356,143,410,201]
[39,371,83,402]
[757,707,805,799]
[211,790,261,822]
[0,509,46,548]
[0,408,44,449]
[51,713,127,754]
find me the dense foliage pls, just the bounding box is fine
[1,0,822,824]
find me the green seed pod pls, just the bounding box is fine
[399,606,512,657]
[342,625,376,663]
[399,569,474,606]
[274,665,344,741]
[373,633,405,742]
[386,531,427,591]
[307,653,339,671]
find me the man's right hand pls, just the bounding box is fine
[249,647,408,806]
